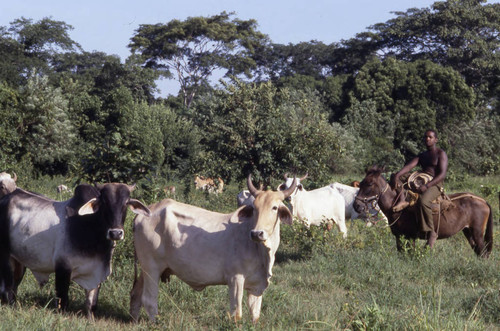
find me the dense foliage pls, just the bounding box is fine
[0,0,499,183]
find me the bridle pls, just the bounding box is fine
[355,183,389,209]
[355,182,389,214]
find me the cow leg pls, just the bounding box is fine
[247,293,262,325]
[130,272,145,322]
[228,275,245,322]
[84,285,100,320]
[0,257,14,304]
[10,257,26,302]
[333,213,348,239]
[141,270,161,321]
[55,260,72,311]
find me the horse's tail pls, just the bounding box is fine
[483,203,494,257]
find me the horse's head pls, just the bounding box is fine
[354,166,389,217]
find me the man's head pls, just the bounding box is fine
[423,129,438,149]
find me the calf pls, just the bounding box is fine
[130,175,296,324]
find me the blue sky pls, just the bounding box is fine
[1,0,491,95]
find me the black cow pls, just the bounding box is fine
[0,183,151,319]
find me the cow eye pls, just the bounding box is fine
[272,206,278,211]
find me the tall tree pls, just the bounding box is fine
[0,17,80,86]
[129,11,269,108]
[367,0,500,100]
[18,71,77,174]
[346,57,475,158]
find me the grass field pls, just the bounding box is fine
[1,174,499,330]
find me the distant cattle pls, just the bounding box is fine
[194,175,224,194]
[163,186,176,196]
[57,184,70,193]
[130,175,297,324]
[278,174,348,238]
[0,172,17,198]
[0,183,151,319]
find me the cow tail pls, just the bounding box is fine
[484,203,494,257]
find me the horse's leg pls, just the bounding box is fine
[471,227,486,257]
[462,228,477,251]
[395,235,403,252]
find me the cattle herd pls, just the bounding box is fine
[0,171,384,324]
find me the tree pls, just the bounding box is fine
[368,0,500,100]
[346,57,475,158]
[18,71,77,174]
[80,87,165,182]
[129,12,269,108]
[0,83,22,170]
[0,17,80,87]
[190,79,342,184]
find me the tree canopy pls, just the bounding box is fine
[0,1,499,184]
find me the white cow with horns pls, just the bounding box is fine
[277,173,348,237]
[130,175,297,324]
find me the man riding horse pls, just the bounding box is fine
[390,129,448,248]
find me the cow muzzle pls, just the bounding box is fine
[250,230,268,242]
[107,228,124,241]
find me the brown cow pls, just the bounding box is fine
[194,175,224,194]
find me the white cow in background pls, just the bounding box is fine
[278,174,348,238]
[236,190,254,207]
[330,182,388,226]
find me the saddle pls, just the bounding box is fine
[395,172,454,214]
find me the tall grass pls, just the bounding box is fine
[1,175,499,329]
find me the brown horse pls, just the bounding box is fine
[353,166,493,257]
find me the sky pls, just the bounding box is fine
[0,0,474,95]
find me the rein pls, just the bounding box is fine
[355,182,401,227]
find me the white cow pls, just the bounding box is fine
[330,182,388,226]
[0,172,17,198]
[236,189,254,206]
[278,174,348,238]
[130,175,297,324]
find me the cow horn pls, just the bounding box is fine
[128,183,136,192]
[281,177,297,199]
[283,173,289,180]
[247,175,262,197]
[12,172,17,182]
[300,173,308,181]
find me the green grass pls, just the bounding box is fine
[2,175,500,329]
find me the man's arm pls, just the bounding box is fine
[390,156,419,189]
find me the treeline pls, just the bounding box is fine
[0,0,499,187]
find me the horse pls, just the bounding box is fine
[353,166,493,257]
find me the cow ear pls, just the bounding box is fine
[237,205,254,219]
[298,184,304,191]
[78,198,100,216]
[278,206,293,225]
[128,199,152,217]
